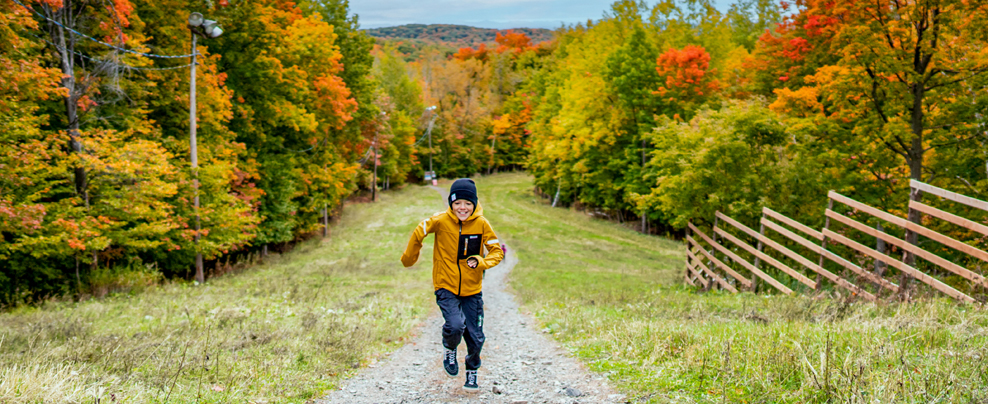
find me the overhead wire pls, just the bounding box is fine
[357,148,373,165]
[26,31,194,71]
[411,130,430,146]
[412,115,444,146]
[17,1,392,170]
[11,0,198,59]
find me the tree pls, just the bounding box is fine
[604,23,661,232]
[373,43,423,186]
[654,44,721,117]
[769,0,988,275]
[743,0,841,96]
[214,0,357,247]
[375,43,423,116]
[633,99,841,229]
[725,0,780,52]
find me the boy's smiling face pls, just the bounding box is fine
[452,199,475,221]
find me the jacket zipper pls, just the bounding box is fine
[457,221,463,296]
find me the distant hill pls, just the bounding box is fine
[363,24,555,48]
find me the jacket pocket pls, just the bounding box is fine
[458,234,482,259]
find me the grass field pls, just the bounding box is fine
[0,184,444,403]
[478,173,988,403]
[3,173,987,403]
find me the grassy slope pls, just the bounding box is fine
[3,173,987,403]
[0,184,444,403]
[478,173,988,403]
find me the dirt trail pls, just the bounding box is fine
[317,187,622,404]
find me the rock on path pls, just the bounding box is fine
[317,194,622,403]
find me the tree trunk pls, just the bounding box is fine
[75,257,81,293]
[55,4,88,206]
[900,81,927,299]
[323,203,329,238]
[55,2,97,282]
[489,133,497,175]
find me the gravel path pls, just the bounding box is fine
[317,188,623,404]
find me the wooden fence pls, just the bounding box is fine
[685,180,988,303]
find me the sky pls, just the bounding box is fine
[351,0,734,30]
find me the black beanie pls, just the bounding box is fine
[448,178,478,208]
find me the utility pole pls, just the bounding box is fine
[189,31,203,283]
[427,114,436,174]
[372,111,387,202]
[489,131,497,175]
[187,12,223,283]
[372,131,377,202]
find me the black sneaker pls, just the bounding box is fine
[443,347,458,377]
[463,369,479,393]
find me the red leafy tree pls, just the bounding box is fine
[654,45,721,116]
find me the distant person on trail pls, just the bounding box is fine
[400,178,505,393]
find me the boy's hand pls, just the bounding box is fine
[467,257,479,269]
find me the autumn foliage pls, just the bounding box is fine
[521,0,988,247]
[0,0,387,305]
[454,30,538,61]
[454,43,489,61]
[654,45,721,101]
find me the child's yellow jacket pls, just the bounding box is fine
[401,204,503,297]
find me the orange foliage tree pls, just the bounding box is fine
[654,44,721,116]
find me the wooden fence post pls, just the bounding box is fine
[685,224,694,285]
[817,197,834,286]
[707,215,721,292]
[752,212,766,292]
[898,183,922,299]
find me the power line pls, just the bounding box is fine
[413,115,444,146]
[27,31,194,71]
[11,0,198,59]
[412,130,430,146]
[357,148,373,165]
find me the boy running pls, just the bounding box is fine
[401,178,504,393]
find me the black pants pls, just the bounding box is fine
[435,288,485,370]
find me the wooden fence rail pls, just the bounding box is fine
[685,180,988,304]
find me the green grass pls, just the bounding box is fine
[4,172,987,403]
[0,184,444,403]
[478,172,988,404]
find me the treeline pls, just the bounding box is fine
[401,30,550,177]
[364,24,554,48]
[0,0,424,306]
[5,0,988,305]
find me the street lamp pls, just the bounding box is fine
[187,12,223,284]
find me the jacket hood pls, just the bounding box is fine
[446,203,484,222]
